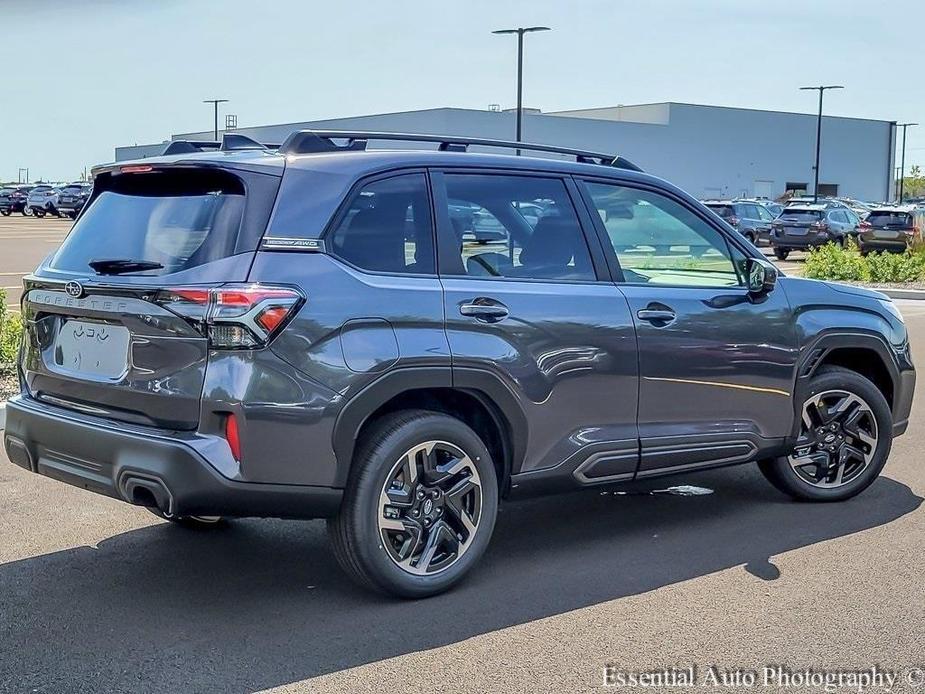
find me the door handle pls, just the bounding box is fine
[636,308,676,324]
[460,298,509,323]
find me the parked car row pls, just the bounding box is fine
[702,194,925,257]
[0,182,92,219]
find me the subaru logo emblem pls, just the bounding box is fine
[64,281,84,298]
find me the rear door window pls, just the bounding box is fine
[49,169,248,275]
[440,174,594,281]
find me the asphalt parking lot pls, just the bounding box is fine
[0,216,70,312]
[0,218,921,693]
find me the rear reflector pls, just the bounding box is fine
[225,413,241,462]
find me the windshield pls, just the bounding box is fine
[49,170,246,275]
[867,212,912,227]
[780,210,823,222]
[706,204,736,218]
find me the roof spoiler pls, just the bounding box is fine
[277,130,643,172]
[161,133,281,156]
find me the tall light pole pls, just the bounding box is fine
[492,26,550,152]
[897,122,918,202]
[203,99,229,141]
[799,85,844,203]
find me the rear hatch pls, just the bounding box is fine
[776,209,824,237]
[865,211,914,240]
[20,163,282,429]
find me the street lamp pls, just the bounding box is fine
[897,122,918,202]
[492,26,550,152]
[799,85,844,203]
[203,99,229,141]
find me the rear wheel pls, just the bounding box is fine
[328,410,498,598]
[0,209,9,216]
[744,231,756,245]
[759,366,892,502]
[773,247,790,260]
[33,208,45,218]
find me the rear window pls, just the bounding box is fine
[50,169,246,275]
[867,212,913,227]
[780,209,824,222]
[706,204,736,218]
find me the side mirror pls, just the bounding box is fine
[746,256,778,295]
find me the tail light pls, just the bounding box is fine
[727,216,740,227]
[155,283,303,349]
[859,221,872,230]
[811,221,829,231]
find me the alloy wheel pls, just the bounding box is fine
[788,389,878,488]
[377,440,483,576]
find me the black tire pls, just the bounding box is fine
[744,231,756,245]
[33,208,45,218]
[0,209,9,216]
[773,247,790,260]
[758,366,892,502]
[834,235,845,248]
[146,507,225,529]
[67,212,77,220]
[328,410,499,598]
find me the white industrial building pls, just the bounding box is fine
[116,102,898,202]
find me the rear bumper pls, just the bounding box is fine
[2,395,342,519]
[858,235,910,252]
[770,229,834,249]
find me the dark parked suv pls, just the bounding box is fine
[770,205,861,259]
[3,132,915,597]
[703,199,775,245]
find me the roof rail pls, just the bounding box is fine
[277,130,643,172]
[161,133,280,156]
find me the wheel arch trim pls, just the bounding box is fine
[331,366,528,487]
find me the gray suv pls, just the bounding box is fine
[3,132,915,598]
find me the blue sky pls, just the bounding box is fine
[1,0,923,182]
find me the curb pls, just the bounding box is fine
[876,287,925,301]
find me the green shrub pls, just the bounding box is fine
[0,288,24,365]
[803,240,869,282]
[804,240,925,284]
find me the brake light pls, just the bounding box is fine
[154,283,303,349]
[120,165,154,174]
[727,216,740,227]
[859,221,872,229]
[225,413,241,462]
[812,221,829,231]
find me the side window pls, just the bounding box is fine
[329,173,434,275]
[830,210,847,224]
[755,205,774,221]
[582,181,742,288]
[442,174,594,281]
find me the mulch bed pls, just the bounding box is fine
[0,367,17,401]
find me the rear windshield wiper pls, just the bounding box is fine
[88,258,164,275]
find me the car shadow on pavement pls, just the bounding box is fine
[0,464,920,693]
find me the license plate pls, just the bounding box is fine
[784,226,807,235]
[53,320,130,379]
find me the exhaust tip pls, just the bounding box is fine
[118,473,173,515]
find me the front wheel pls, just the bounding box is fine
[758,366,892,502]
[773,247,790,260]
[328,410,498,598]
[0,209,9,216]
